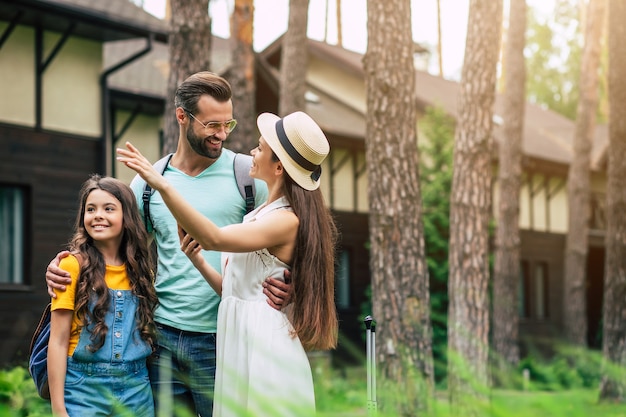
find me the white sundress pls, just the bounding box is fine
[212,196,316,417]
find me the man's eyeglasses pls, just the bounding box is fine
[185,110,237,134]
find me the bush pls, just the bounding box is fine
[0,366,51,416]
[517,348,603,391]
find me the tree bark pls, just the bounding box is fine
[436,0,443,77]
[446,0,502,414]
[279,0,309,115]
[492,0,526,371]
[563,0,605,346]
[599,0,626,402]
[336,0,342,47]
[162,0,212,154]
[363,0,434,414]
[227,0,257,154]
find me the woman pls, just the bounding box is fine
[117,111,338,417]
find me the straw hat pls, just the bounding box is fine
[257,111,330,191]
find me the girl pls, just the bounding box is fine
[47,175,158,417]
[117,111,338,417]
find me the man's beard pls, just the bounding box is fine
[186,128,223,159]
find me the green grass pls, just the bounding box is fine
[317,386,626,417]
[5,364,626,417]
[489,389,626,417]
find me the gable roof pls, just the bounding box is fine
[0,0,167,42]
[415,69,608,171]
[104,36,232,110]
[259,38,608,173]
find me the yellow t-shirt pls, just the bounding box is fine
[50,254,131,356]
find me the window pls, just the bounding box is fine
[534,262,549,319]
[336,250,351,309]
[519,261,531,318]
[0,186,25,284]
[519,260,549,320]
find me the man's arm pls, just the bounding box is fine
[45,251,72,298]
[263,270,292,310]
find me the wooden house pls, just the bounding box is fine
[0,0,608,367]
[0,0,167,366]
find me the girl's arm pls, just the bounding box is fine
[48,309,72,417]
[178,226,223,296]
[117,142,298,255]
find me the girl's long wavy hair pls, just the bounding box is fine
[280,171,339,351]
[69,175,158,352]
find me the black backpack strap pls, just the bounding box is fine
[233,153,256,214]
[142,153,174,231]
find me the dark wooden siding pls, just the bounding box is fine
[332,210,370,365]
[518,230,565,355]
[0,123,100,366]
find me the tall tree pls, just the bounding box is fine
[279,0,309,115]
[436,0,444,77]
[599,0,626,402]
[562,0,605,346]
[492,0,527,371]
[162,0,212,154]
[336,0,342,47]
[363,0,434,414]
[446,0,502,413]
[227,0,257,153]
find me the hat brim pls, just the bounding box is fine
[257,113,321,191]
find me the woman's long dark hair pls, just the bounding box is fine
[281,173,339,351]
[69,175,157,352]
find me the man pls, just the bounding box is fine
[46,72,290,417]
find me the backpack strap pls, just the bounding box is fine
[233,153,256,214]
[141,153,174,232]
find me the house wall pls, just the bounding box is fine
[0,23,102,136]
[0,25,36,125]
[493,173,569,234]
[0,124,100,366]
[0,18,108,367]
[113,111,163,184]
[307,56,366,114]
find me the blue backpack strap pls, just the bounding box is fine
[28,303,51,399]
[141,153,174,231]
[233,153,256,214]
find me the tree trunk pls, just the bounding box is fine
[492,0,526,372]
[436,0,443,77]
[227,0,257,154]
[363,0,434,414]
[563,0,605,346]
[162,0,212,154]
[446,0,502,414]
[336,0,342,47]
[279,0,309,115]
[599,0,626,402]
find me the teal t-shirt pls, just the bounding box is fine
[130,149,268,333]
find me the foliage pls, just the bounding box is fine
[525,0,608,123]
[418,105,455,385]
[525,1,583,120]
[0,366,51,416]
[517,347,603,391]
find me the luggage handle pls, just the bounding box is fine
[364,315,377,415]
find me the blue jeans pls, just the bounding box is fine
[65,357,153,417]
[149,323,216,417]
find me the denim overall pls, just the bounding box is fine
[64,288,154,417]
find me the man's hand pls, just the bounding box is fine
[46,251,72,298]
[263,270,293,310]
